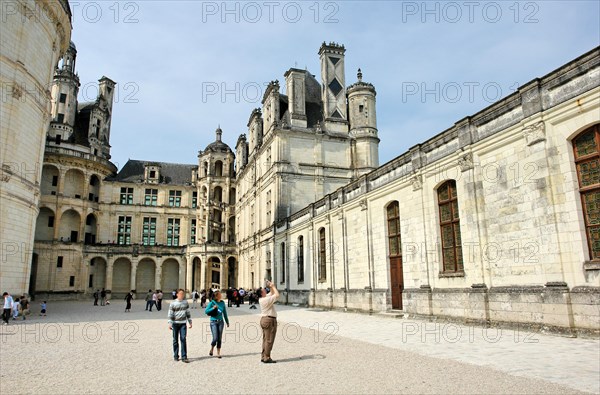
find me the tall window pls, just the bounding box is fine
[191,219,197,244]
[266,190,272,224]
[266,251,272,281]
[117,216,132,245]
[144,189,158,206]
[192,191,198,208]
[250,204,255,232]
[280,242,286,284]
[169,190,182,207]
[387,202,401,258]
[142,217,157,245]
[318,227,326,281]
[120,187,133,205]
[438,180,463,273]
[167,218,181,246]
[266,147,272,168]
[573,125,600,260]
[297,236,304,283]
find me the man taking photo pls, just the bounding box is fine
[259,280,279,363]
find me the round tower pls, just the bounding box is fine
[49,41,80,141]
[347,68,379,174]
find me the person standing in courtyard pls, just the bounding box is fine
[200,289,207,307]
[100,288,106,306]
[12,298,20,320]
[2,292,13,325]
[40,301,47,317]
[205,290,229,358]
[157,290,164,311]
[152,290,158,311]
[125,291,133,312]
[145,289,153,311]
[168,289,192,363]
[93,290,99,306]
[192,290,199,308]
[259,280,279,363]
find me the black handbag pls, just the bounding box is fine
[206,303,219,317]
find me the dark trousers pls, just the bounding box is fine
[157,299,162,311]
[2,308,10,324]
[172,323,188,359]
[146,300,155,311]
[210,320,225,349]
[93,298,98,306]
[260,316,277,361]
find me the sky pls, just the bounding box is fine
[67,0,600,171]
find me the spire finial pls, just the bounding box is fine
[357,68,362,82]
[216,126,222,141]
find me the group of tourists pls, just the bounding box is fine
[190,289,208,308]
[2,292,45,325]
[168,281,280,364]
[144,289,164,311]
[92,288,108,306]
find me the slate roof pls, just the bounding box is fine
[107,159,198,185]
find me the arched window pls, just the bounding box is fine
[386,201,403,309]
[215,160,223,177]
[387,202,401,258]
[318,227,326,281]
[438,180,463,273]
[573,125,600,260]
[297,236,304,283]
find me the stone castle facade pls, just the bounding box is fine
[2,14,599,333]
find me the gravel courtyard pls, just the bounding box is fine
[0,299,598,394]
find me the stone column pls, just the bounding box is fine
[200,256,206,291]
[105,256,114,292]
[130,257,138,292]
[185,257,192,292]
[178,260,186,290]
[155,257,162,290]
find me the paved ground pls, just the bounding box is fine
[0,300,598,394]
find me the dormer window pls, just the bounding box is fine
[144,163,161,184]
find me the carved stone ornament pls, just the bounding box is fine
[458,153,474,172]
[411,174,422,191]
[523,121,546,146]
[359,199,368,211]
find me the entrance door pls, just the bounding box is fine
[390,257,403,309]
[386,201,403,310]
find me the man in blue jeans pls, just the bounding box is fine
[168,289,192,362]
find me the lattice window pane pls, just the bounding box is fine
[579,159,600,187]
[440,204,452,222]
[584,191,600,225]
[388,237,398,256]
[443,248,455,271]
[574,130,597,158]
[456,247,464,270]
[589,226,600,260]
[454,223,462,245]
[452,200,460,220]
[388,219,398,235]
[438,186,449,201]
[442,225,454,248]
[450,183,457,199]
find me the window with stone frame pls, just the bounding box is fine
[167,218,181,246]
[192,191,198,208]
[387,201,401,259]
[190,219,197,244]
[573,124,600,261]
[297,236,304,283]
[117,216,132,245]
[438,180,464,273]
[144,189,158,206]
[120,187,133,205]
[280,242,286,284]
[142,217,157,245]
[318,227,327,281]
[266,190,272,225]
[169,190,182,207]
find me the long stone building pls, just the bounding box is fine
[3,19,599,333]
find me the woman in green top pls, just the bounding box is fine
[205,290,229,358]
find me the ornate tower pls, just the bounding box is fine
[348,68,379,174]
[319,42,348,133]
[49,41,80,142]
